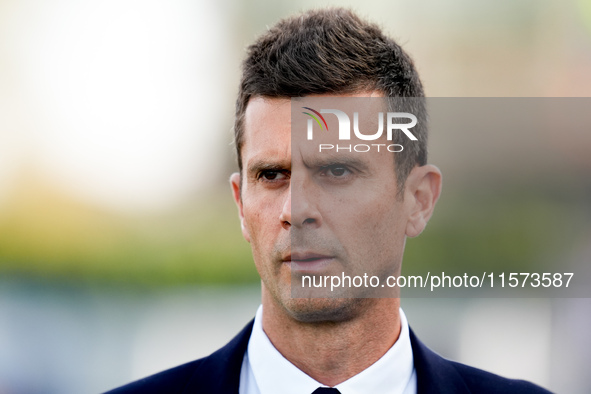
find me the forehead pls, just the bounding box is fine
[241,94,398,178]
[242,97,292,172]
[243,97,291,140]
[241,91,386,152]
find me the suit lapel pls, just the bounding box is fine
[182,320,254,394]
[409,328,471,394]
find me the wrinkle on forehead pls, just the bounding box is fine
[242,96,292,175]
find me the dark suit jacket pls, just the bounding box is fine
[105,320,552,394]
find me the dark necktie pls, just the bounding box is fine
[312,388,341,394]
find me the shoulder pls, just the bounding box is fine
[103,359,206,394]
[103,320,254,394]
[409,328,552,394]
[449,360,553,394]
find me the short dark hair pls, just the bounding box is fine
[234,8,427,187]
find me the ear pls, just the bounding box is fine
[230,172,251,243]
[404,165,442,238]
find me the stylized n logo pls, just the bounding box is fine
[302,107,329,140]
[303,108,352,140]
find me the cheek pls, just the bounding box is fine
[350,201,406,254]
[243,210,266,271]
[242,208,261,240]
[242,202,276,249]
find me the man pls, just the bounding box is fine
[106,8,551,394]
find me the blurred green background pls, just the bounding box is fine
[1,1,591,393]
[1,0,590,287]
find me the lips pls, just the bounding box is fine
[285,252,332,262]
[283,252,335,273]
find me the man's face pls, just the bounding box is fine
[231,95,419,322]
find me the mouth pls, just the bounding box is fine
[283,252,335,273]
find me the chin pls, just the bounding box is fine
[281,297,370,324]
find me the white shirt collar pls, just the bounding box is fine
[240,305,416,394]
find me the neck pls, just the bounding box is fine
[261,288,401,387]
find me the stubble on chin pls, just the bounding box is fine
[278,295,372,324]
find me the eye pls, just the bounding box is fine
[259,170,288,182]
[320,165,352,178]
[328,166,348,177]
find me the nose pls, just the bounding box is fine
[279,179,321,229]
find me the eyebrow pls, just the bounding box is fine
[301,154,369,172]
[246,158,291,177]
